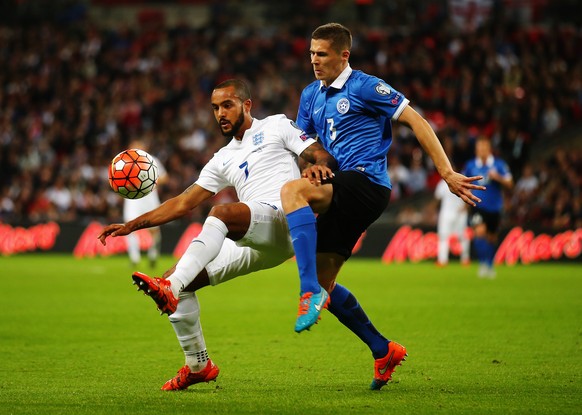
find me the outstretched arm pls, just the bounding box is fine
[298,141,337,185]
[98,184,214,245]
[397,105,485,206]
[489,169,514,190]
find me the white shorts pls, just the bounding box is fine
[206,201,294,286]
[123,190,162,222]
[437,211,468,238]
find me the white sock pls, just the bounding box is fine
[168,292,208,372]
[167,216,228,296]
[126,233,140,264]
[148,229,161,262]
[460,236,470,262]
[438,235,449,264]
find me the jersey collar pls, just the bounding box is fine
[476,155,494,168]
[319,65,352,90]
[234,118,256,142]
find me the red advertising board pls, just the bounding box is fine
[1,221,580,264]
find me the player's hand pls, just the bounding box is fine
[97,224,129,246]
[302,165,334,186]
[445,172,486,207]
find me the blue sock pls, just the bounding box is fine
[473,237,487,264]
[485,240,496,267]
[286,206,320,294]
[328,283,388,359]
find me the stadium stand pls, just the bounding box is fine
[0,0,580,230]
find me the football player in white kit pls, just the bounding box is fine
[123,140,168,268]
[434,178,470,266]
[98,79,336,390]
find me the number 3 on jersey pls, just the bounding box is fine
[326,118,337,141]
[239,161,249,180]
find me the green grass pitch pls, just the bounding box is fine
[0,254,580,414]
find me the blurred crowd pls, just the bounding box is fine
[0,0,580,230]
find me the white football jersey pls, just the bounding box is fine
[196,115,316,203]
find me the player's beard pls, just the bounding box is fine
[220,109,245,138]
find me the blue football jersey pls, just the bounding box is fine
[296,66,409,189]
[462,155,512,212]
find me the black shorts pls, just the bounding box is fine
[317,170,390,259]
[469,207,501,234]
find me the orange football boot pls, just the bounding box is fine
[132,271,178,315]
[161,360,220,391]
[370,341,407,390]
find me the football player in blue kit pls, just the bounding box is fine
[463,136,513,278]
[280,23,485,390]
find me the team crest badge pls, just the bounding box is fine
[336,98,350,114]
[375,82,391,95]
[252,131,264,146]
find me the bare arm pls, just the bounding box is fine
[489,169,514,190]
[299,141,337,184]
[397,105,485,206]
[98,184,214,245]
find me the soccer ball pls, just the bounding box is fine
[108,149,159,199]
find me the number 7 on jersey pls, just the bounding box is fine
[239,161,249,180]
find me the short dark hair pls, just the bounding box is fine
[214,79,251,101]
[312,23,352,54]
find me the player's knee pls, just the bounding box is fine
[473,223,487,237]
[281,179,303,199]
[208,204,226,218]
[207,204,250,239]
[281,178,311,208]
[207,204,237,224]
